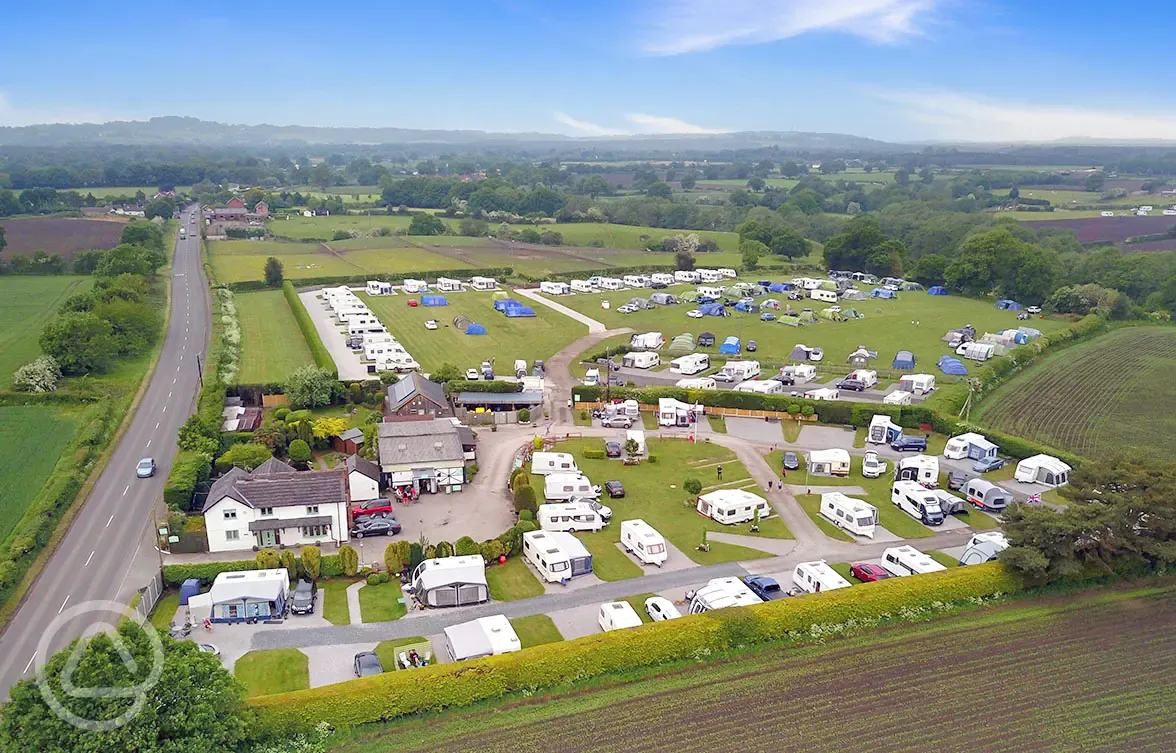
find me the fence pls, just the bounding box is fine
[128,571,165,625]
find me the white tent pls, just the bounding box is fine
[1014,454,1072,487]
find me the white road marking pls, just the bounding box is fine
[23,653,36,675]
[168,391,172,398]
[162,405,167,413]
[155,422,160,430]
[58,595,70,614]
[145,440,151,448]
[85,551,95,567]
[106,515,115,527]
[173,377,177,384]
[123,485,129,496]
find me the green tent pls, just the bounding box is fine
[668,333,695,355]
[777,315,800,327]
[679,290,700,302]
[843,307,865,319]
[821,308,845,322]
[797,310,819,325]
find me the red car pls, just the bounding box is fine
[407,299,419,307]
[351,499,395,519]
[850,562,891,582]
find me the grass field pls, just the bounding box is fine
[235,289,315,383]
[1003,209,1107,221]
[537,223,740,253]
[63,186,192,199]
[357,580,407,622]
[510,615,563,647]
[269,214,446,239]
[0,407,78,544]
[0,276,91,387]
[358,290,587,372]
[977,327,1176,459]
[329,585,1176,753]
[486,557,544,601]
[234,649,309,698]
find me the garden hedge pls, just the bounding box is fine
[282,281,337,377]
[162,553,344,585]
[249,563,1022,733]
[163,451,211,511]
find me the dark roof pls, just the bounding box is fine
[248,515,332,532]
[454,391,544,406]
[345,454,381,481]
[202,466,347,513]
[377,419,464,467]
[456,426,477,447]
[339,427,364,442]
[386,372,448,412]
[253,457,295,475]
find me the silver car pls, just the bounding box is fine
[600,415,633,428]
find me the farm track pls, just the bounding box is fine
[317,242,369,272]
[348,592,1176,753]
[401,238,487,268]
[491,238,619,268]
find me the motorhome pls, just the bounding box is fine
[943,433,999,462]
[670,353,709,375]
[792,561,853,593]
[698,269,723,282]
[715,360,760,382]
[674,270,701,283]
[651,273,675,286]
[583,368,600,387]
[810,288,839,303]
[542,473,601,502]
[403,279,428,294]
[847,369,878,388]
[697,285,725,299]
[522,530,593,582]
[891,480,946,526]
[819,493,877,538]
[531,452,579,475]
[621,351,660,369]
[469,276,498,291]
[539,281,570,296]
[894,455,940,487]
[964,479,1013,511]
[735,379,784,395]
[959,532,1009,566]
[658,397,699,426]
[623,275,646,288]
[881,546,946,577]
[620,519,668,566]
[807,449,851,477]
[899,373,936,394]
[717,267,738,279]
[598,277,624,290]
[537,502,607,532]
[366,280,394,295]
[867,414,902,444]
[599,601,643,632]
[688,577,763,614]
[695,489,772,525]
[570,279,593,293]
[435,277,463,292]
[674,377,717,391]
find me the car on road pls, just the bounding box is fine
[136,458,156,478]
[605,441,622,458]
[644,596,682,621]
[782,451,800,471]
[465,368,480,380]
[947,471,968,490]
[850,562,891,582]
[743,575,789,601]
[836,378,867,392]
[687,309,704,318]
[600,415,634,429]
[891,436,929,452]
[350,518,401,538]
[290,579,318,615]
[196,644,220,657]
[1026,305,1042,314]
[351,499,395,518]
[746,340,758,352]
[354,651,383,677]
[972,456,1007,473]
[604,480,625,498]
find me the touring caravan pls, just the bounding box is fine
[674,270,701,283]
[892,480,945,525]
[688,577,763,614]
[868,415,903,445]
[670,353,709,375]
[735,379,785,395]
[717,267,738,279]
[698,269,723,282]
[807,449,851,477]
[630,331,665,350]
[537,502,607,532]
[964,479,1013,511]
[881,545,947,578]
[599,277,623,290]
[695,489,772,525]
[522,530,593,582]
[542,473,601,502]
[810,289,839,303]
[598,601,644,632]
[403,279,428,294]
[715,361,760,382]
[894,455,940,487]
[943,433,999,462]
[443,615,521,662]
[651,273,675,286]
[469,276,498,291]
[959,532,1009,566]
[622,351,660,369]
[675,377,717,390]
[804,387,840,401]
[957,342,995,361]
[658,397,699,426]
[620,519,668,566]
[435,277,463,292]
[697,285,725,299]
[409,556,489,608]
[883,390,914,405]
[793,560,853,594]
[570,279,593,293]
[819,492,877,538]
[540,281,570,296]
[786,364,818,382]
[346,315,384,333]
[623,275,646,288]
[366,280,394,296]
[847,369,879,388]
[899,374,936,394]
[1014,454,1072,487]
[531,452,579,475]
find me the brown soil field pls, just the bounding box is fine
[0,216,128,259]
[1028,215,1176,243]
[337,588,1176,753]
[1123,238,1176,252]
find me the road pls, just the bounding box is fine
[0,206,210,699]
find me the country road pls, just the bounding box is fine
[0,206,210,698]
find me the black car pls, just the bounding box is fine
[290,579,317,615]
[605,441,622,458]
[746,340,757,352]
[782,451,800,471]
[604,480,625,498]
[891,436,929,452]
[650,281,668,289]
[350,518,401,538]
[837,378,867,392]
[947,471,968,491]
[353,651,383,677]
[777,374,795,386]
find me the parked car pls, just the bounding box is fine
[617,304,637,314]
[947,471,968,490]
[350,518,401,538]
[600,415,634,429]
[760,313,776,321]
[782,451,800,471]
[687,309,704,318]
[196,644,220,657]
[407,299,418,307]
[776,374,795,386]
[891,436,929,452]
[136,457,156,478]
[581,498,613,521]
[424,319,438,330]
[746,340,758,352]
[644,596,682,621]
[465,368,480,380]
[650,281,668,289]
[809,348,824,362]
[850,562,891,582]
[604,480,625,498]
[837,378,867,392]
[743,575,789,601]
[862,451,887,479]
[290,579,318,615]
[351,499,395,518]
[972,456,1007,473]
[353,651,383,677]
[1026,305,1042,314]
[605,441,622,458]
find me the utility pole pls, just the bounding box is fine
[196,353,204,386]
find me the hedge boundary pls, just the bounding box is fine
[226,267,515,293]
[282,280,338,377]
[248,563,1021,733]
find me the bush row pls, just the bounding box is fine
[163,450,212,511]
[162,552,346,586]
[228,268,515,293]
[444,379,522,394]
[282,281,337,377]
[248,563,1022,733]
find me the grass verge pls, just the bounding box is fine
[510,615,564,648]
[358,580,407,623]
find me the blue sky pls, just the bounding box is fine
[3,0,1176,142]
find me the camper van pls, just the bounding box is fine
[651,273,675,286]
[695,489,772,525]
[537,502,607,532]
[688,577,763,614]
[881,546,946,578]
[819,493,878,537]
[674,377,717,390]
[522,530,592,582]
[674,270,701,283]
[792,561,853,594]
[959,532,1009,566]
[807,449,851,477]
[892,480,946,525]
[735,380,784,395]
[894,455,940,487]
[847,369,878,388]
[598,601,644,632]
[622,351,660,369]
[598,277,623,290]
[670,353,709,375]
[531,452,579,476]
[698,269,723,282]
[715,361,760,383]
[810,289,839,303]
[570,279,593,293]
[539,281,570,296]
[543,473,601,502]
[620,519,668,566]
[583,368,600,387]
[964,479,1013,511]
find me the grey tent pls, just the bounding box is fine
[841,289,867,301]
[790,344,811,361]
[650,293,678,305]
[698,332,716,347]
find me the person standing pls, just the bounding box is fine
[717,465,723,480]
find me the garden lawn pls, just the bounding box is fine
[0,406,78,543]
[621,593,657,623]
[234,649,309,698]
[148,592,180,632]
[930,551,961,569]
[575,532,643,581]
[510,615,563,647]
[0,276,91,387]
[486,557,545,601]
[374,637,429,670]
[235,289,316,383]
[358,580,407,623]
[318,579,354,626]
[359,290,587,372]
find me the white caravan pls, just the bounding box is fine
[402,279,428,294]
[717,267,737,279]
[894,455,940,487]
[539,281,570,295]
[1014,454,1072,487]
[626,429,646,455]
[695,489,772,525]
[696,285,726,299]
[818,492,877,538]
[847,369,879,388]
[715,361,760,382]
[792,561,852,594]
[598,277,624,290]
[883,390,914,405]
[735,380,784,395]
[657,397,699,427]
[620,519,668,566]
[807,449,851,477]
[674,270,701,283]
[785,364,818,382]
[598,601,643,632]
[689,577,763,614]
[521,530,592,582]
[810,289,838,303]
[542,473,601,502]
[675,377,717,390]
[622,351,660,369]
[537,502,607,533]
[670,353,709,375]
[698,269,723,282]
[583,368,600,387]
[867,414,902,445]
[436,277,463,292]
[570,279,593,293]
[651,273,675,285]
[469,276,498,291]
[443,615,521,662]
[899,373,936,394]
[880,545,947,578]
[366,280,394,295]
[531,452,579,475]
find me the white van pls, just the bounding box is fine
[695,489,772,525]
[670,353,709,375]
[651,273,675,286]
[688,577,762,614]
[543,473,600,502]
[537,502,606,533]
[598,601,643,632]
[881,545,946,578]
[674,270,701,283]
[819,492,877,538]
[539,281,570,295]
[622,351,660,369]
[620,519,667,566]
[792,560,852,594]
[715,361,760,382]
[531,452,579,476]
[891,480,946,526]
[583,368,600,387]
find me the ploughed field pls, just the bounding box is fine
[332,587,1176,753]
[0,216,127,259]
[976,327,1176,459]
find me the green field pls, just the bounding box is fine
[993,187,1157,208]
[234,290,315,383]
[977,327,1176,459]
[284,186,386,204]
[0,407,78,544]
[269,214,443,239]
[1001,209,1106,221]
[358,290,587,372]
[0,276,92,387]
[234,649,309,698]
[207,239,472,284]
[63,186,191,199]
[540,223,740,253]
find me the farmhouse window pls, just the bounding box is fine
[302,525,328,537]
[260,507,274,516]
[225,530,240,541]
[306,505,319,514]
[223,510,237,520]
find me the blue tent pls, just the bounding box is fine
[421,295,448,307]
[698,303,728,316]
[757,280,773,288]
[1000,328,1030,345]
[494,299,521,312]
[504,306,536,318]
[734,301,754,312]
[892,350,916,370]
[768,283,788,293]
[928,286,949,296]
[464,322,486,335]
[995,299,1023,311]
[871,288,898,299]
[937,355,968,375]
[719,336,741,355]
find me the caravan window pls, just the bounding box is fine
[648,542,665,554]
[551,561,568,572]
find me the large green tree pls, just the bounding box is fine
[407,213,446,236]
[284,365,336,408]
[39,312,117,374]
[120,221,165,252]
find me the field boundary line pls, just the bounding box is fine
[400,237,486,268]
[318,242,369,273]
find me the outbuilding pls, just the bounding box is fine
[410,556,489,607]
[1014,454,1072,487]
[443,615,521,662]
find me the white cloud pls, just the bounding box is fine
[878,89,1176,142]
[626,113,727,134]
[553,111,629,136]
[642,0,939,55]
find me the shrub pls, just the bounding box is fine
[366,572,390,586]
[455,536,480,556]
[409,542,423,569]
[582,448,606,460]
[281,550,298,579]
[647,454,658,464]
[256,549,281,570]
[424,545,437,560]
[509,469,530,491]
[513,485,538,514]
[164,451,211,511]
[339,545,359,577]
[319,554,344,577]
[163,560,257,586]
[273,407,290,421]
[435,541,454,558]
[480,539,505,562]
[300,546,322,580]
[518,510,534,522]
[283,281,337,375]
[531,436,544,450]
[684,478,703,495]
[518,408,531,423]
[214,442,272,474]
[288,439,312,467]
[384,543,403,575]
[12,355,62,393]
[496,526,524,557]
[284,366,336,409]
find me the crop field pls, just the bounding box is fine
[332,586,1176,753]
[357,290,587,372]
[0,276,91,386]
[283,186,385,204]
[544,222,740,253]
[0,406,78,543]
[235,290,315,383]
[63,186,191,199]
[977,327,1176,459]
[993,187,1146,208]
[1024,214,1176,242]
[0,216,127,259]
